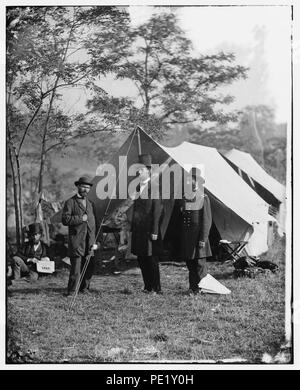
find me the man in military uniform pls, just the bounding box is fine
[62,176,98,296]
[178,168,212,295]
[131,154,164,294]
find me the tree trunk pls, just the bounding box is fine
[7,84,21,247]
[38,152,46,194]
[145,96,150,116]
[252,109,265,167]
[37,21,75,194]
[37,80,59,195]
[15,154,24,244]
[37,23,73,194]
[8,148,21,248]
[144,41,150,117]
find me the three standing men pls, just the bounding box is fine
[130,154,164,294]
[62,176,98,296]
[62,164,212,296]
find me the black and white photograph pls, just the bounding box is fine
[2,0,298,370]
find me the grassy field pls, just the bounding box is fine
[6,238,289,364]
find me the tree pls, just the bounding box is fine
[188,125,246,152]
[6,6,129,245]
[236,104,282,167]
[86,12,248,139]
[187,104,287,184]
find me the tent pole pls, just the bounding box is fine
[137,126,142,155]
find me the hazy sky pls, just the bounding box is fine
[176,5,291,123]
[61,4,292,124]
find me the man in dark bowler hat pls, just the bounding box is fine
[62,176,98,295]
[131,154,164,294]
[178,167,212,295]
[11,222,49,281]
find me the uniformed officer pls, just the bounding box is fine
[178,168,212,295]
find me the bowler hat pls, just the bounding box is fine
[74,176,93,187]
[27,223,43,236]
[138,154,152,168]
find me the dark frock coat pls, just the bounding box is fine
[15,241,49,273]
[62,195,96,257]
[131,185,164,257]
[16,241,48,261]
[178,194,212,259]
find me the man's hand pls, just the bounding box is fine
[91,243,100,251]
[27,258,38,264]
[82,214,88,222]
[198,241,205,248]
[151,234,158,241]
[118,244,128,252]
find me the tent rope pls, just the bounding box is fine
[68,127,138,310]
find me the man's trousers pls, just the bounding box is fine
[186,258,207,291]
[137,255,161,292]
[11,256,38,280]
[67,255,95,293]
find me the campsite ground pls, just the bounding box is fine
[7,238,289,364]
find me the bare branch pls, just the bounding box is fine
[66,47,86,59]
[42,71,92,98]
[159,108,179,121]
[147,54,163,86]
[44,125,112,154]
[164,118,199,125]
[17,100,43,155]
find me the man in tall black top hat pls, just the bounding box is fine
[62,176,98,295]
[10,222,49,281]
[131,154,164,294]
[178,167,212,295]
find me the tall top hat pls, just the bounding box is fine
[74,176,93,187]
[27,222,43,236]
[138,154,152,168]
[191,167,205,181]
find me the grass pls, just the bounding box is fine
[6,238,289,364]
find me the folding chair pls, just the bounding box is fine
[100,225,122,274]
[102,225,121,246]
[218,240,248,264]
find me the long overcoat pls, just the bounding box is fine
[62,195,96,257]
[178,194,212,259]
[131,185,164,257]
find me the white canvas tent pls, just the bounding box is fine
[161,141,272,256]
[221,148,286,235]
[51,128,273,257]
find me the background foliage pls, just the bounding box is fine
[6,6,287,244]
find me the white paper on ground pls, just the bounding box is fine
[62,257,71,265]
[198,273,231,294]
[36,260,55,273]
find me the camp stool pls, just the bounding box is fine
[99,225,122,274]
[218,240,248,264]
